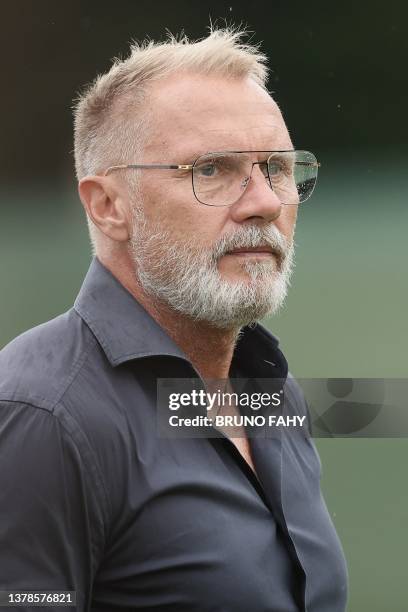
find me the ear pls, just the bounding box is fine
[78,175,131,242]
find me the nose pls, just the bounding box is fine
[229,164,282,224]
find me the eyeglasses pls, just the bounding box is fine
[103,150,320,207]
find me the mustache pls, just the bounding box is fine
[211,225,289,263]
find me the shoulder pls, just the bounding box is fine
[0,307,133,523]
[0,309,114,545]
[0,308,98,410]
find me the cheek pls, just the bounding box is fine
[276,206,298,242]
[140,178,228,245]
[139,176,188,223]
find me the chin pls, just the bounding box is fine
[221,273,254,285]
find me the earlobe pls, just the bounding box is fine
[78,176,130,242]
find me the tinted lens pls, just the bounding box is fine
[267,150,319,205]
[192,153,253,207]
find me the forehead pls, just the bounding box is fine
[142,73,292,158]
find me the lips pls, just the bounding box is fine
[227,246,274,254]
[222,245,284,270]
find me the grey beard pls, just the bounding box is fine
[129,218,295,330]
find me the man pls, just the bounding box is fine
[0,29,348,611]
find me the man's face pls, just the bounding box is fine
[128,73,298,329]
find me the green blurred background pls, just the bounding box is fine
[1,1,407,610]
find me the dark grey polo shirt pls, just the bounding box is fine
[0,258,348,612]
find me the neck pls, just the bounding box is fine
[153,307,240,380]
[99,253,241,380]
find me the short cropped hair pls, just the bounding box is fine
[72,27,269,247]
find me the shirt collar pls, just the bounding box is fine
[74,257,186,366]
[74,257,288,381]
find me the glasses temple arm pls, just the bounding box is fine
[103,163,194,176]
[295,161,321,167]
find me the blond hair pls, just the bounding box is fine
[72,27,269,247]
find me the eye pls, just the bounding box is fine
[194,154,249,182]
[198,163,217,178]
[268,161,284,176]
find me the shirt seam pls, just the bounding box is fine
[54,399,112,549]
[51,316,100,408]
[51,312,114,527]
[0,399,106,573]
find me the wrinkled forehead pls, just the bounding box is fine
[142,73,293,159]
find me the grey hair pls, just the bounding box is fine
[72,27,269,248]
